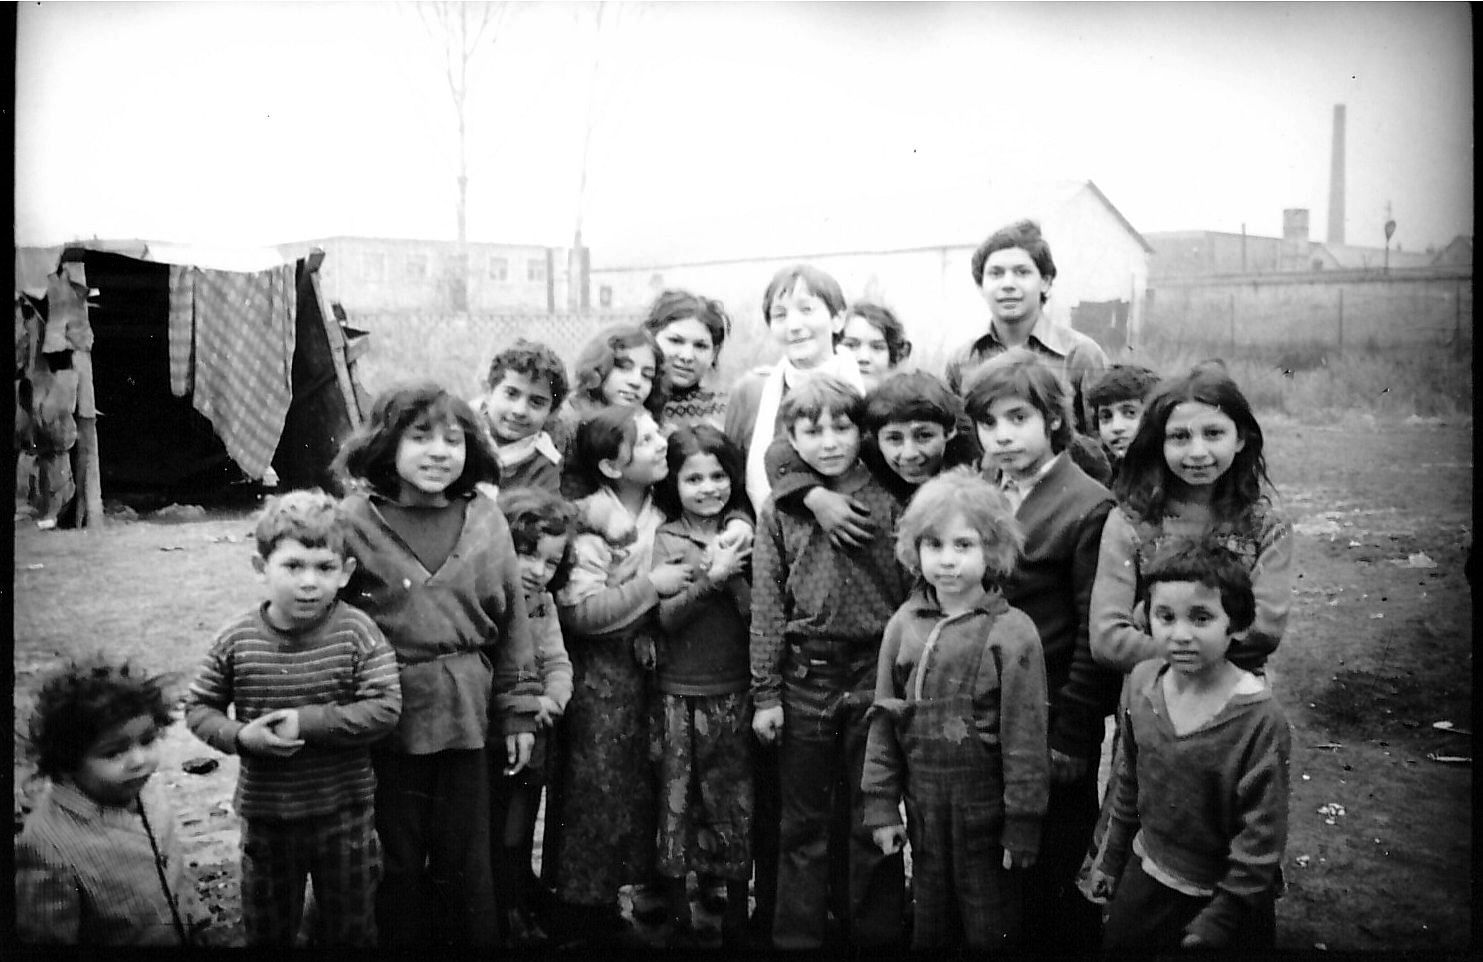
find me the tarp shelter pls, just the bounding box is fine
[14,240,370,518]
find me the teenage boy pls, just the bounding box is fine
[946,219,1108,434]
[1092,541,1291,952]
[964,347,1122,953]
[750,375,911,950]
[1087,363,1162,484]
[474,339,570,493]
[185,490,402,946]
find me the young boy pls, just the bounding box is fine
[749,375,912,950]
[945,218,1108,434]
[184,489,402,946]
[1092,540,1291,951]
[1087,363,1162,484]
[766,370,980,544]
[862,469,1049,949]
[16,659,204,945]
[964,347,1123,952]
[475,339,570,493]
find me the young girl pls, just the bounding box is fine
[649,424,754,946]
[332,383,537,948]
[1079,364,1292,905]
[551,323,669,453]
[837,301,912,392]
[543,404,694,945]
[861,469,1048,949]
[643,289,733,432]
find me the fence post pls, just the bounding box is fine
[1228,293,1236,353]
[1457,279,1464,346]
[1337,288,1344,353]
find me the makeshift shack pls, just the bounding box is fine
[13,241,370,524]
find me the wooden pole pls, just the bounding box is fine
[71,416,102,528]
[1337,288,1344,353]
[1228,292,1236,353]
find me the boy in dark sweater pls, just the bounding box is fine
[1086,363,1161,486]
[750,375,911,949]
[964,347,1122,952]
[1091,541,1291,951]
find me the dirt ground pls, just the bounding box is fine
[11,415,1473,950]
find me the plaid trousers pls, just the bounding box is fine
[240,803,380,946]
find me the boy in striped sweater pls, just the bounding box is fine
[184,490,402,946]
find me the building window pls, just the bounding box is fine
[527,258,547,283]
[599,285,613,308]
[406,254,428,279]
[489,256,508,282]
[364,252,387,281]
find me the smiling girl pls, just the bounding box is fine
[643,289,733,432]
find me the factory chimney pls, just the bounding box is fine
[1328,104,1346,245]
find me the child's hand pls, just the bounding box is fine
[1180,932,1213,950]
[717,518,754,554]
[804,488,875,549]
[504,732,535,775]
[708,536,752,582]
[752,705,784,744]
[534,695,561,728]
[1002,847,1037,870]
[1050,748,1089,785]
[237,710,304,758]
[651,562,694,597]
[872,825,907,856]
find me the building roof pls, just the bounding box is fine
[592,179,1151,271]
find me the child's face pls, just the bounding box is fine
[254,538,354,631]
[1149,579,1236,677]
[975,396,1058,482]
[600,344,658,408]
[1163,401,1244,489]
[876,420,953,486]
[768,279,842,369]
[787,408,861,478]
[518,532,567,596]
[918,512,989,603]
[395,414,467,506]
[837,315,892,389]
[1096,399,1144,460]
[980,247,1050,325]
[654,317,716,391]
[483,370,555,444]
[675,451,732,519]
[69,714,162,808]
[617,412,669,487]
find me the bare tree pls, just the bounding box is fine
[410,1,512,312]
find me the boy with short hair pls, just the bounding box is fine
[1086,363,1161,484]
[475,339,570,493]
[16,658,205,945]
[750,374,912,949]
[184,489,402,946]
[964,347,1123,952]
[1092,540,1291,951]
[946,218,1108,434]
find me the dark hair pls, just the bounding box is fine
[779,374,866,432]
[863,371,962,434]
[643,289,731,359]
[962,348,1075,454]
[761,264,847,331]
[654,423,747,521]
[498,485,577,594]
[1140,539,1257,634]
[254,488,347,560]
[27,658,175,780]
[485,339,570,414]
[560,404,643,500]
[1087,364,1162,412]
[570,323,669,420]
[1114,364,1270,523]
[844,301,912,366]
[970,219,1057,301]
[332,382,500,500]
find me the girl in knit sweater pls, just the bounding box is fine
[643,289,733,433]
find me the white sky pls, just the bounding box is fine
[15,1,1475,256]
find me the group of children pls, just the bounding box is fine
[16,219,1293,952]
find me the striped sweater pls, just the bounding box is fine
[184,600,402,821]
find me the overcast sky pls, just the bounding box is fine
[15,2,1474,256]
